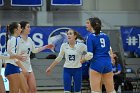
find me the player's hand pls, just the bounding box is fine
[15,54,26,62]
[46,67,52,75]
[45,44,54,49]
[80,59,84,64]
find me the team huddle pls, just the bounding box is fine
[0,17,116,93]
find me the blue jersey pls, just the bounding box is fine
[86,32,112,73]
[112,64,122,73]
[87,32,110,59]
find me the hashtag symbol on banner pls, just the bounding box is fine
[126,36,138,46]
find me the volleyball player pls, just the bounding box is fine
[46,29,93,93]
[0,23,27,93]
[19,21,53,93]
[85,17,116,93]
[5,22,28,93]
[0,49,26,93]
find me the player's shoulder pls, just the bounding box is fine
[100,31,107,36]
[87,33,95,40]
[27,37,32,40]
[77,42,86,46]
[10,36,16,40]
[61,42,68,47]
[9,36,18,43]
[27,37,33,42]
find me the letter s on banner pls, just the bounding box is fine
[0,33,6,49]
[32,33,43,47]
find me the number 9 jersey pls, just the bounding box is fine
[87,32,110,59]
[86,32,112,73]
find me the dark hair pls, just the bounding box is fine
[6,22,18,50]
[88,17,102,35]
[6,25,10,50]
[113,52,119,65]
[69,29,84,41]
[9,22,19,35]
[19,21,29,31]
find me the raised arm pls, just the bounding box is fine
[46,43,65,75]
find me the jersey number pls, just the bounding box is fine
[69,55,75,61]
[27,48,30,54]
[100,38,105,48]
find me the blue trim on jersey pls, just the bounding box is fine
[63,67,82,92]
[15,38,18,53]
[5,63,20,76]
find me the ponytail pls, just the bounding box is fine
[94,23,101,35]
[88,17,102,35]
[5,25,10,50]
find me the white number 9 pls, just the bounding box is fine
[100,38,105,48]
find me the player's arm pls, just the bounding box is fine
[114,64,122,75]
[46,44,65,75]
[7,38,17,55]
[80,52,93,63]
[81,38,94,63]
[110,46,113,57]
[87,34,94,53]
[30,38,53,53]
[0,53,25,61]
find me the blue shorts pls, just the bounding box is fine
[63,67,82,92]
[5,63,20,76]
[90,57,112,74]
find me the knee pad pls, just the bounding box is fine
[91,91,102,93]
[109,90,116,93]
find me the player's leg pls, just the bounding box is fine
[19,72,29,93]
[7,74,20,93]
[27,72,37,93]
[102,72,116,93]
[73,68,82,92]
[5,64,21,93]
[102,61,116,93]
[0,75,6,93]
[63,68,72,93]
[90,69,102,92]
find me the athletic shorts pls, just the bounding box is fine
[90,57,112,74]
[5,63,20,76]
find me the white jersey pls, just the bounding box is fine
[18,37,39,72]
[5,36,20,66]
[58,42,87,68]
[0,47,12,73]
[0,53,10,73]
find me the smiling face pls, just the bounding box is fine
[67,29,77,42]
